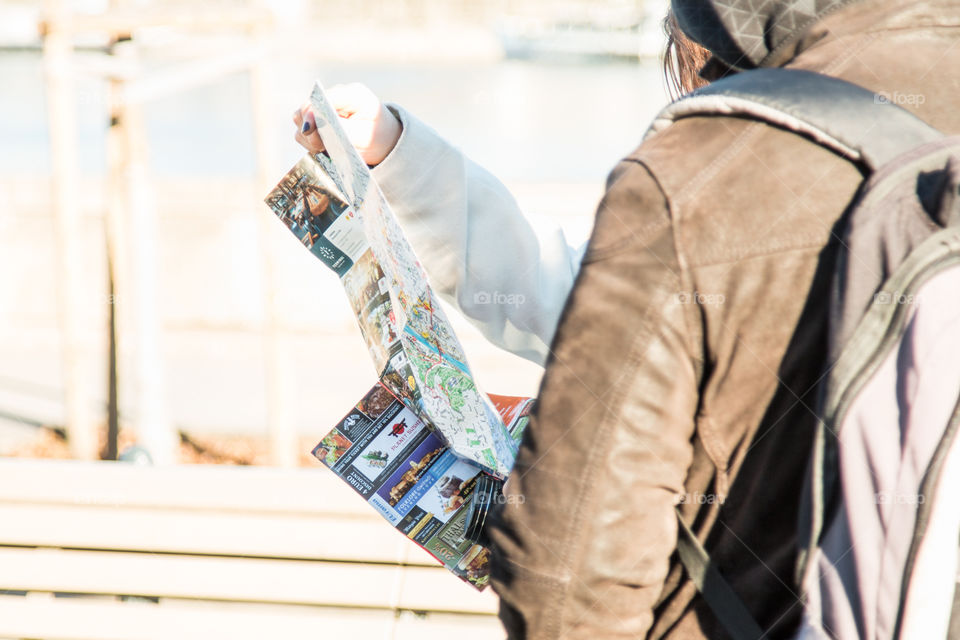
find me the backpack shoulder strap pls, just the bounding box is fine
[675,510,766,640]
[646,68,942,171]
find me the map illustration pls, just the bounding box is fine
[265,81,519,477]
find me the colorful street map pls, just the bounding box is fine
[265,81,519,477]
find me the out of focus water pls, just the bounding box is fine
[0,51,668,182]
[0,49,671,442]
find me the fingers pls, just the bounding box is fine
[301,110,325,152]
[292,83,380,156]
[293,102,325,154]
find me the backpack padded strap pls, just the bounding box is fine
[675,509,766,640]
[648,68,942,171]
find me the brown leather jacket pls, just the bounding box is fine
[488,1,960,638]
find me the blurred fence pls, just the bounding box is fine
[0,0,668,466]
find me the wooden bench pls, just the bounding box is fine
[0,459,501,639]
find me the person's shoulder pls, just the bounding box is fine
[583,156,673,262]
[627,115,757,184]
[627,112,859,268]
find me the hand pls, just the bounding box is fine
[292,83,402,167]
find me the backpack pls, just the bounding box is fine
[646,68,960,640]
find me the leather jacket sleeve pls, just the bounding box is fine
[488,158,700,639]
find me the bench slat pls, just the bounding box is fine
[0,459,366,515]
[0,503,440,565]
[0,595,502,640]
[0,547,498,614]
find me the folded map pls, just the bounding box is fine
[265,82,532,588]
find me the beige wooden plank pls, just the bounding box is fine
[0,548,498,614]
[0,595,502,640]
[0,503,439,566]
[0,459,369,516]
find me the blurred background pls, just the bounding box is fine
[0,0,673,468]
[0,1,676,637]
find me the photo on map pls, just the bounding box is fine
[351,405,427,483]
[356,293,399,373]
[342,250,388,316]
[265,158,357,276]
[312,429,352,467]
[424,500,474,562]
[457,545,491,588]
[380,349,421,411]
[355,383,397,420]
[412,458,481,522]
[377,432,446,508]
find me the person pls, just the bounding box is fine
[293,1,960,638]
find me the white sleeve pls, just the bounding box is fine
[371,104,584,367]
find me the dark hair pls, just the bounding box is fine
[662,10,712,101]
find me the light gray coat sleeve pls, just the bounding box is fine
[371,104,585,366]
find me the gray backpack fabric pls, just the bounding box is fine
[646,68,960,640]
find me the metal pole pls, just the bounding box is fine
[103,31,133,462]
